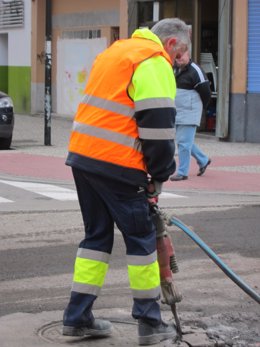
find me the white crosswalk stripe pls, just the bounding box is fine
[160,192,186,199]
[0,179,186,203]
[0,196,13,203]
[0,179,77,201]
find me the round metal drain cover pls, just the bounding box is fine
[38,320,138,346]
[38,319,219,346]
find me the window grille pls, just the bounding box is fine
[61,29,101,40]
[0,0,24,29]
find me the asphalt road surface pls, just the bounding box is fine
[0,201,259,346]
[0,114,259,346]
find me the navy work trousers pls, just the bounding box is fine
[63,168,162,327]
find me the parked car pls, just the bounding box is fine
[0,91,14,149]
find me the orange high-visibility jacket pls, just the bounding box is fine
[66,29,176,186]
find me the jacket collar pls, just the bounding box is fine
[131,28,163,48]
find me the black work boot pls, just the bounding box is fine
[138,320,176,345]
[62,319,113,337]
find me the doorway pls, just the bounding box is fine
[130,0,220,134]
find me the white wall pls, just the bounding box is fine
[57,37,107,115]
[0,34,8,64]
[0,0,31,67]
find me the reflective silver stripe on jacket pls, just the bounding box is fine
[131,286,161,299]
[77,248,110,263]
[73,121,142,151]
[82,94,135,118]
[72,282,101,296]
[135,97,175,111]
[126,251,157,266]
[138,127,174,140]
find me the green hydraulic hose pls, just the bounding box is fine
[169,217,260,304]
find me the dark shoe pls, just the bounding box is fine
[170,174,188,181]
[138,320,176,345]
[197,159,211,176]
[62,319,113,337]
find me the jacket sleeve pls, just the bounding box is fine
[191,62,211,109]
[195,81,211,109]
[129,56,176,182]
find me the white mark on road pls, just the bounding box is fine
[0,180,186,203]
[160,192,186,198]
[0,180,77,201]
[0,196,13,203]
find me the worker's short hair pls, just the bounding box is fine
[151,18,191,47]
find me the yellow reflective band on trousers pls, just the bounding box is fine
[73,257,109,288]
[128,260,160,292]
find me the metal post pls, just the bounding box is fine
[44,0,52,145]
[153,2,160,22]
[191,0,201,64]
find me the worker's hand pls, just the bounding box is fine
[146,180,163,204]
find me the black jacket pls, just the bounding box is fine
[174,60,211,109]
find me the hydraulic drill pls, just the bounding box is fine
[149,203,183,338]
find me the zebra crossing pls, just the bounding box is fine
[0,179,186,205]
[0,179,77,201]
[0,196,13,203]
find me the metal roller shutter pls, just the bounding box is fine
[248,0,260,93]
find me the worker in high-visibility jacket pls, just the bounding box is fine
[62,18,190,346]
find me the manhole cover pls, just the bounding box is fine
[38,319,139,346]
[37,319,220,346]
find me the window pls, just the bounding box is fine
[138,1,154,27]
[0,0,24,29]
[61,29,101,40]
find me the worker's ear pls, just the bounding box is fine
[164,37,177,51]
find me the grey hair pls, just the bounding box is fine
[151,18,190,46]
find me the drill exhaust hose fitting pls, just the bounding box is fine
[169,217,260,304]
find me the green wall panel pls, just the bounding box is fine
[0,66,8,93]
[8,66,31,114]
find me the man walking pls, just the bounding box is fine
[62,18,190,346]
[170,49,211,181]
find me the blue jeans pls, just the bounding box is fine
[175,124,209,176]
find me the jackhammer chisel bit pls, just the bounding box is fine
[150,203,183,339]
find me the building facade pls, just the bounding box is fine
[128,0,260,143]
[31,0,128,116]
[0,0,128,115]
[230,0,260,142]
[0,0,259,142]
[0,0,31,114]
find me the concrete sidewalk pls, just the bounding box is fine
[9,114,260,160]
[2,114,260,194]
